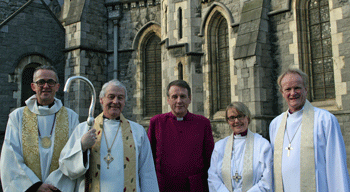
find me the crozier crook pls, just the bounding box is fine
[64,76,96,129]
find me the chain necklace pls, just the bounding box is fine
[38,113,56,149]
[102,121,121,169]
[285,122,302,157]
[232,135,243,183]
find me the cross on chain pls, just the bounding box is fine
[104,150,114,169]
[285,143,293,157]
[232,172,242,182]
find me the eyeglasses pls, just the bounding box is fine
[227,115,245,122]
[34,79,57,87]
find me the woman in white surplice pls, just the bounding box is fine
[208,102,273,192]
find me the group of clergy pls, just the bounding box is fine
[208,68,350,192]
[0,65,349,192]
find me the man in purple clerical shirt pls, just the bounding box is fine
[148,80,214,192]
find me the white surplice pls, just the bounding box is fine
[208,132,273,192]
[0,95,80,192]
[269,106,350,192]
[59,119,159,192]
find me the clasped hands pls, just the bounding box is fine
[81,128,97,152]
[37,183,60,192]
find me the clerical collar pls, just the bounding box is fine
[103,115,120,120]
[37,102,55,108]
[169,111,190,121]
[288,106,304,116]
[234,129,248,136]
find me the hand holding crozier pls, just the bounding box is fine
[64,75,97,151]
[81,128,97,152]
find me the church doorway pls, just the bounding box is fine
[21,63,40,106]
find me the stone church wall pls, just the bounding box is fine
[0,1,65,136]
[63,0,108,122]
[335,112,350,167]
[0,0,28,22]
[269,11,295,111]
[113,3,161,120]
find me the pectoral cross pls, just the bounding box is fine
[285,143,293,157]
[232,172,242,182]
[104,149,114,169]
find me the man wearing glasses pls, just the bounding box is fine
[0,66,79,191]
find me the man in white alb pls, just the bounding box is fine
[269,68,350,191]
[59,79,159,192]
[0,65,80,191]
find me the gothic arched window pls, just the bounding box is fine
[216,18,231,110]
[208,14,231,114]
[144,34,162,117]
[308,0,335,101]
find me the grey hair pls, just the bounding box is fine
[99,79,128,101]
[277,67,308,92]
[225,102,251,124]
[33,65,59,82]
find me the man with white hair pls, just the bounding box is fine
[59,79,159,192]
[269,68,349,191]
